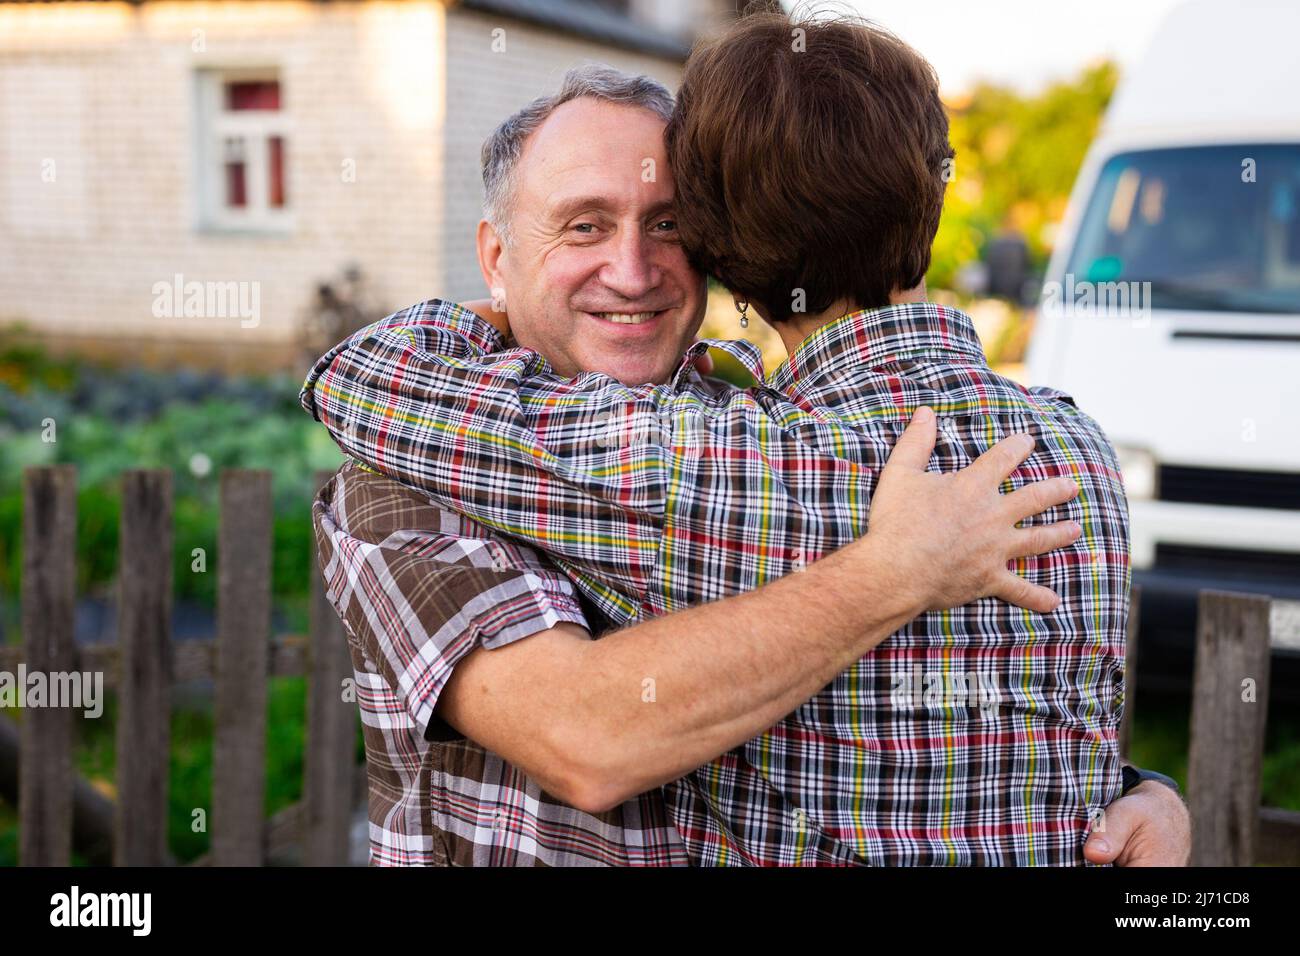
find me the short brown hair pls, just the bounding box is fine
[665,12,954,321]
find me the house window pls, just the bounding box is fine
[196,70,290,231]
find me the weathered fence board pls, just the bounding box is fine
[211,470,273,866]
[18,465,77,867]
[115,470,174,866]
[1187,590,1272,866]
[302,471,358,866]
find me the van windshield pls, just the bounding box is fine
[1066,145,1300,314]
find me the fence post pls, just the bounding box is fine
[302,469,358,866]
[212,469,272,865]
[1119,585,1140,761]
[1187,589,1271,866]
[115,469,174,865]
[19,466,78,866]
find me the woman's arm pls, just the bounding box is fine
[300,297,1079,615]
[300,297,674,607]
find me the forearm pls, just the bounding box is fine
[303,305,669,575]
[554,535,920,811]
[440,411,1082,814]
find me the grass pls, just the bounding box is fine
[1126,689,1300,811]
[0,672,369,866]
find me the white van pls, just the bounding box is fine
[1026,0,1300,669]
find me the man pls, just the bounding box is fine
[305,64,1188,865]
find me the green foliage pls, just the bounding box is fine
[0,336,344,621]
[0,338,345,863]
[929,61,1119,291]
[707,347,759,388]
[168,701,215,861]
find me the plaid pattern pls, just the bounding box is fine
[313,459,688,865]
[302,298,1129,865]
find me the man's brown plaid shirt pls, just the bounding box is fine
[314,460,689,865]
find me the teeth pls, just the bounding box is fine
[598,312,655,325]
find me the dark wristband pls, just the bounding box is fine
[1121,765,1180,796]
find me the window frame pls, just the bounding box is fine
[194,67,293,234]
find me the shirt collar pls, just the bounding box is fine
[766,301,988,395]
[670,336,769,390]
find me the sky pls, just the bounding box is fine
[842,0,1185,96]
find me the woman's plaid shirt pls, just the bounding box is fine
[301,298,1130,866]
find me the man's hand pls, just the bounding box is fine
[866,405,1082,614]
[1085,780,1191,866]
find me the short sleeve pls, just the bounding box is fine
[313,461,590,743]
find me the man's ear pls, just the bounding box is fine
[477,219,507,306]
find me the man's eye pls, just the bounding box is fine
[572,222,597,234]
[653,219,678,232]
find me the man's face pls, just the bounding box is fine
[481,97,707,385]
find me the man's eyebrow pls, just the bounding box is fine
[542,196,677,223]
[544,195,616,222]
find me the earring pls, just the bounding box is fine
[737,300,750,329]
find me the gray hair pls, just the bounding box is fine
[480,64,675,245]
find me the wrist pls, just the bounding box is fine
[1122,765,1182,797]
[830,534,927,631]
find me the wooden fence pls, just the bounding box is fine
[2,464,1299,865]
[1119,585,1300,865]
[1,466,358,866]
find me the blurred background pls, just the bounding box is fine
[1,0,1297,865]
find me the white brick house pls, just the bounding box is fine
[0,0,733,369]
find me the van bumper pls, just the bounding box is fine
[1127,500,1300,693]
[1129,500,1300,569]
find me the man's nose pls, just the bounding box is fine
[599,228,659,300]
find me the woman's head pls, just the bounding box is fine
[665,11,954,323]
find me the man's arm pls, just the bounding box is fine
[436,409,1082,812]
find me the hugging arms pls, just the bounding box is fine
[303,297,1186,865]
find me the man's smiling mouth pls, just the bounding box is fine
[596,311,657,325]
[584,307,674,329]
